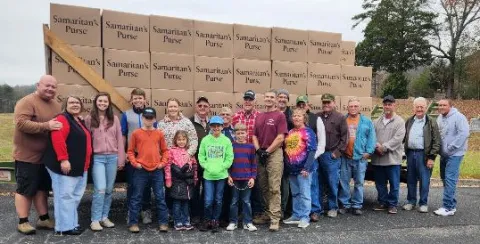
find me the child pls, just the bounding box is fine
[198,116,234,233]
[226,123,257,232]
[165,130,198,231]
[126,107,169,233]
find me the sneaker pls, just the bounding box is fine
[159,224,169,232]
[211,220,219,233]
[17,222,36,235]
[174,224,184,231]
[36,218,55,230]
[418,205,429,213]
[388,206,398,214]
[269,221,280,232]
[372,204,388,211]
[253,213,270,225]
[402,203,414,211]
[310,213,320,222]
[327,210,338,218]
[141,210,152,224]
[226,223,237,231]
[243,223,257,232]
[100,218,115,228]
[183,223,194,230]
[90,221,103,231]
[297,220,310,229]
[199,220,211,232]
[283,216,301,225]
[352,209,363,215]
[434,208,456,216]
[338,208,350,215]
[129,224,140,233]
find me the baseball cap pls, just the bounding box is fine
[383,95,396,103]
[209,116,224,125]
[321,93,335,102]
[196,96,209,104]
[296,95,308,104]
[142,107,156,119]
[243,90,256,100]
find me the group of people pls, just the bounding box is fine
[12,75,470,236]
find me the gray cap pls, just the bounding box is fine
[277,88,290,100]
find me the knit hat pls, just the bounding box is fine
[277,88,290,100]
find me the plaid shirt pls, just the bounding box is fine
[232,109,260,144]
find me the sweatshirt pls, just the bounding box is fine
[437,108,470,157]
[198,134,234,180]
[284,127,317,175]
[230,143,257,180]
[127,128,168,171]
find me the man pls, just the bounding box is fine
[315,94,348,219]
[338,97,376,216]
[190,96,211,222]
[13,75,60,234]
[219,107,235,142]
[252,89,288,231]
[434,99,469,216]
[371,95,406,214]
[402,97,441,213]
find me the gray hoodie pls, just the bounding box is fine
[371,114,406,166]
[437,108,469,157]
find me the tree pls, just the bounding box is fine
[382,72,409,98]
[409,68,436,97]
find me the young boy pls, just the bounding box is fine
[226,123,258,232]
[127,107,169,233]
[121,88,154,224]
[198,116,234,233]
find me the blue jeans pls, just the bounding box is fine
[289,174,312,223]
[440,155,463,210]
[126,163,152,212]
[339,158,367,209]
[47,169,87,232]
[373,165,400,207]
[204,179,226,221]
[310,159,322,214]
[91,154,118,222]
[173,200,190,226]
[406,150,432,206]
[318,152,341,211]
[229,180,253,224]
[128,168,168,225]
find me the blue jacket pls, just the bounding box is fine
[437,108,469,157]
[345,114,376,160]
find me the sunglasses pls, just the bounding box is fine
[220,113,231,116]
[197,104,209,108]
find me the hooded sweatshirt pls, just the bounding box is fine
[198,133,234,180]
[437,108,469,157]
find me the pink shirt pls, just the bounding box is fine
[85,115,125,167]
[165,147,198,186]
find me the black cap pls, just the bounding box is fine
[196,96,209,104]
[142,107,156,119]
[243,90,255,100]
[383,95,395,103]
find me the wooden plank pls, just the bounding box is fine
[43,24,131,112]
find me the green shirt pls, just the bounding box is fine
[198,134,234,180]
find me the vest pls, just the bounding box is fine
[125,109,143,143]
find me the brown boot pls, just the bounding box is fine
[253,213,270,225]
[36,218,55,230]
[159,224,169,232]
[18,222,36,235]
[269,221,280,232]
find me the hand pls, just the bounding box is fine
[331,153,337,159]
[157,164,165,169]
[166,182,172,188]
[48,119,63,131]
[248,178,255,188]
[117,164,124,171]
[362,153,370,160]
[60,160,71,175]
[228,176,234,186]
[426,159,434,169]
[300,170,309,177]
[135,163,142,169]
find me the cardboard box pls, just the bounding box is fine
[307,94,341,114]
[104,49,150,88]
[52,45,103,85]
[339,96,373,117]
[151,52,194,90]
[55,84,98,114]
[114,87,152,107]
[341,65,372,97]
[340,41,356,65]
[150,15,194,54]
[233,93,265,111]
[271,27,308,62]
[234,59,271,93]
[194,91,234,116]
[102,10,149,51]
[50,3,101,47]
[151,89,194,119]
[307,63,342,95]
[271,61,307,95]
[194,20,233,58]
[233,24,271,60]
[308,31,342,64]
[194,56,233,92]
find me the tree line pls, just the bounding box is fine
[0,84,36,113]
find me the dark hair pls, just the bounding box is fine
[130,88,146,99]
[62,96,84,114]
[90,92,114,129]
[173,130,189,148]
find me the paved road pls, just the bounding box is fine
[0,185,479,244]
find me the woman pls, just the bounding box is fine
[282,108,317,229]
[219,107,235,142]
[85,92,125,231]
[42,96,92,235]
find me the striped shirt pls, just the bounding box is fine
[230,143,257,180]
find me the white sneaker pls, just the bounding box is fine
[141,210,152,224]
[402,203,414,211]
[243,223,257,232]
[100,218,115,228]
[418,205,429,213]
[90,221,103,231]
[327,210,338,218]
[226,223,237,231]
[297,221,310,229]
[434,207,456,216]
[283,217,301,225]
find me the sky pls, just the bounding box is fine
[0,0,365,86]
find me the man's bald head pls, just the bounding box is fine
[36,75,58,101]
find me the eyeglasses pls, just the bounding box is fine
[220,113,231,116]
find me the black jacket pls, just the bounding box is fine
[169,164,195,200]
[306,110,318,133]
[190,115,210,159]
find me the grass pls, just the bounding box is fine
[432,151,480,179]
[0,114,14,162]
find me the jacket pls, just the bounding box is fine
[371,114,406,166]
[404,115,441,160]
[198,134,234,180]
[283,107,294,131]
[165,147,198,200]
[157,114,198,156]
[437,108,470,157]
[190,114,210,159]
[318,110,348,157]
[346,114,376,161]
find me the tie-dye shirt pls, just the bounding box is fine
[284,126,318,174]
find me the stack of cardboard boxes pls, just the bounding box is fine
[49,3,373,118]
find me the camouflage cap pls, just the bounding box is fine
[296,95,308,104]
[321,93,335,102]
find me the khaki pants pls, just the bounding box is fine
[257,149,284,222]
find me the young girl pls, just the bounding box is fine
[165,130,198,231]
